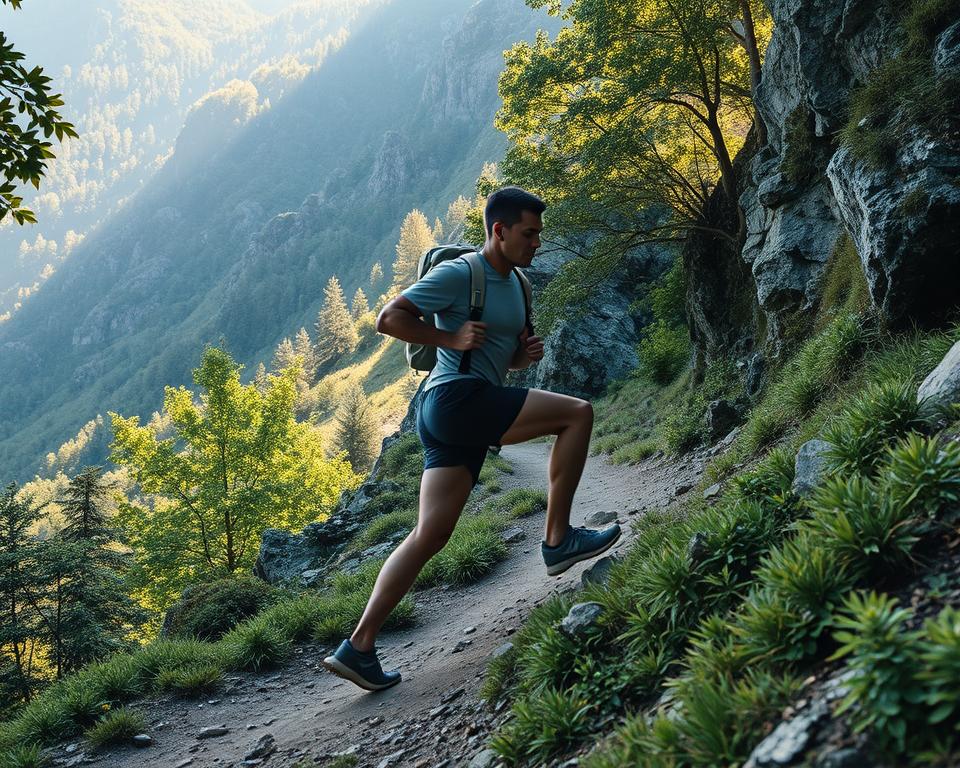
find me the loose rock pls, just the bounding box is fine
[585,509,617,526]
[560,602,604,638]
[196,726,229,739]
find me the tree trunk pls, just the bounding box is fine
[738,0,767,145]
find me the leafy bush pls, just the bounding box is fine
[885,433,960,523]
[349,508,417,552]
[491,687,595,765]
[0,745,44,768]
[84,707,146,748]
[920,607,960,730]
[220,619,291,672]
[639,320,690,385]
[831,591,925,753]
[823,379,924,475]
[154,664,222,698]
[377,433,424,484]
[164,576,276,641]
[807,476,919,579]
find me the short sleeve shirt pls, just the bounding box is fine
[401,255,526,392]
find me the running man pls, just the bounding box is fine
[321,186,621,691]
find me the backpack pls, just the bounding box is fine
[405,244,533,373]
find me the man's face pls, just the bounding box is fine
[498,210,543,268]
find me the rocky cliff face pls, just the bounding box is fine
[732,0,960,358]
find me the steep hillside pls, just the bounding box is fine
[0,0,374,311]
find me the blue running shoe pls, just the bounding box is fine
[321,639,401,691]
[541,523,622,576]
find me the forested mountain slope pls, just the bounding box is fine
[0,0,557,483]
[0,0,373,312]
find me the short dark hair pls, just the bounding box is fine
[484,186,545,237]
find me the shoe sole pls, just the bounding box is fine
[545,528,622,576]
[320,656,401,692]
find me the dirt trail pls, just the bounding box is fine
[64,442,707,768]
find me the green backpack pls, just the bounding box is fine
[405,244,533,373]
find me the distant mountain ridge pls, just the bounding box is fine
[0,0,558,482]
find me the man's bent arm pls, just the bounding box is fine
[376,296,456,347]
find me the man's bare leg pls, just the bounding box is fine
[349,465,473,653]
[499,389,593,547]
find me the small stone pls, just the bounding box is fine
[132,734,153,747]
[491,642,514,659]
[585,509,617,526]
[463,626,477,635]
[703,483,722,499]
[246,724,257,730]
[368,715,384,726]
[792,439,832,497]
[175,760,195,768]
[451,639,472,653]
[441,687,466,704]
[581,555,618,587]
[500,526,525,543]
[376,748,408,768]
[687,532,709,566]
[560,602,604,637]
[244,734,276,761]
[674,482,693,496]
[197,726,229,739]
[468,748,499,768]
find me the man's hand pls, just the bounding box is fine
[509,328,543,370]
[449,321,487,350]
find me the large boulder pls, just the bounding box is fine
[918,340,960,417]
[253,477,401,585]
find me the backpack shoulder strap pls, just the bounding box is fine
[456,252,487,375]
[513,266,534,335]
[461,251,486,318]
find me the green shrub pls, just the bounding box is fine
[661,398,705,454]
[823,379,924,475]
[377,433,424,483]
[885,433,960,523]
[155,664,223,698]
[808,475,919,579]
[639,320,691,385]
[356,489,418,520]
[349,508,417,552]
[481,643,518,702]
[60,682,108,729]
[134,639,222,688]
[219,619,291,672]
[611,439,659,464]
[0,745,45,768]
[259,594,326,642]
[13,697,73,745]
[483,488,547,519]
[490,687,595,765]
[832,591,925,754]
[84,707,146,749]
[78,655,145,706]
[920,607,960,730]
[164,576,275,641]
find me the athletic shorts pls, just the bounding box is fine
[416,378,529,486]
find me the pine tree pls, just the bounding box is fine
[253,362,269,392]
[43,467,143,674]
[293,327,316,378]
[351,287,369,320]
[332,384,380,473]
[445,195,472,241]
[369,261,384,288]
[0,483,42,704]
[432,216,444,242]
[314,276,359,371]
[391,209,435,294]
[272,336,297,373]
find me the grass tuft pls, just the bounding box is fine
[84,707,146,749]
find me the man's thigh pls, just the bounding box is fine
[499,388,591,446]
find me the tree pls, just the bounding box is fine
[109,347,359,610]
[463,163,500,245]
[497,0,768,252]
[314,276,359,371]
[431,216,444,242]
[369,261,384,288]
[445,195,472,241]
[351,287,369,320]
[391,209,435,294]
[33,467,144,675]
[293,327,316,378]
[1,0,78,225]
[0,483,42,704]
[332,384,380,473]
[272,336,297,373]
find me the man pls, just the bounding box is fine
[321,186,621,691]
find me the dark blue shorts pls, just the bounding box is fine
[416,378,529,486]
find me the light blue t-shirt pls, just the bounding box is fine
[401,255,527,392]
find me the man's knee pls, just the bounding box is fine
[409,523,453,557]
[571,398,593,426]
